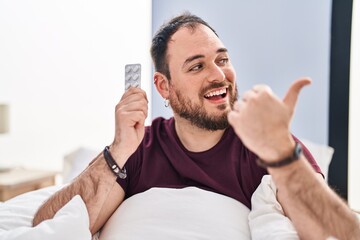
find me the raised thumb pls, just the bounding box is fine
[283,77,312,110]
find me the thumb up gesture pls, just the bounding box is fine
[228,78,311,163]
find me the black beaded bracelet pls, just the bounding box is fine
[256,142,303,168]
[103,146,127,179]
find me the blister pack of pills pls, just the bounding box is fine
[125,64,141,90]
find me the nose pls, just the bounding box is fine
[206,64,226,83]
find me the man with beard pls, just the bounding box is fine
[33,12,360,239]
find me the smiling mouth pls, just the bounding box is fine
[204,87,228,101]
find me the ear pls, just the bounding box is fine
[154,72,170,99]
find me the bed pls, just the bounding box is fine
[0,175,300,240]
[0,140,347,239]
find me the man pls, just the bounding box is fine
[33,12,360,239]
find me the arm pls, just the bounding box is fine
[33,153,124,234]
[228,78,360,239]
[270,155,360,239]
[33,87,148,234]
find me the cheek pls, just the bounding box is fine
[173,76,202,93]
[169,81,195,99]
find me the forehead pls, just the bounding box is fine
[167,24,225,60]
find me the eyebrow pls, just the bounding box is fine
[182,48,228,69]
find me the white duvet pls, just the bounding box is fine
[100,187,251,240]
[0,194,91,240]
[0,175,302,240]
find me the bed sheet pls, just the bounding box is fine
[2,175,355,239]
[0,192,91,240]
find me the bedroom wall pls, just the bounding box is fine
[0,0,152,171]
[151,0,331,146]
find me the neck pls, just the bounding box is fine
[173,115,226,152]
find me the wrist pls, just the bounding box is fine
[108,143,129,168]
[103,146,127,179]
[257,141,301,168]
[258,136,296,163]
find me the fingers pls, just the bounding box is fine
[230,84,274,121]
[121,110,148,127]
[227,110,237,127]
[232,100,242,112]
[121,87,148,103]
[241,78,311,112]
[116,88,148,123]
[117,88,148,111]
[283,77,312,110]
[239,84,274,105]
[228,78,311,161]
[252,84,273,94]
[241,89,257,102]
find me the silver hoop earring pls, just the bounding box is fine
[164,99,169,108]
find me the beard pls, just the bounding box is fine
[169,82,238,131]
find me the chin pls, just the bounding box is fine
[216,103,231,111]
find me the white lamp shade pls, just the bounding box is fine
[0,104,9,133]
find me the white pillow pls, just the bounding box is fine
[100,187,251,240]
[301,139,334,180]
[249,175,299,240]
[63,147,98,183]
[0,185,63,231]
[0,195,91,240]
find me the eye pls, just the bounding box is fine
[218,58,229,66]
[189,63,203,72]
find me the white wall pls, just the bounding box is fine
[152,0,331,146]
[348,0,360,211]
[0,0,152,171]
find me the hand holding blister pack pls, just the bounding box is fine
[125,64,141,90]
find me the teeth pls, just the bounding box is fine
[205,88,226,98]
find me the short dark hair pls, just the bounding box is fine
[150,12,218,80]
